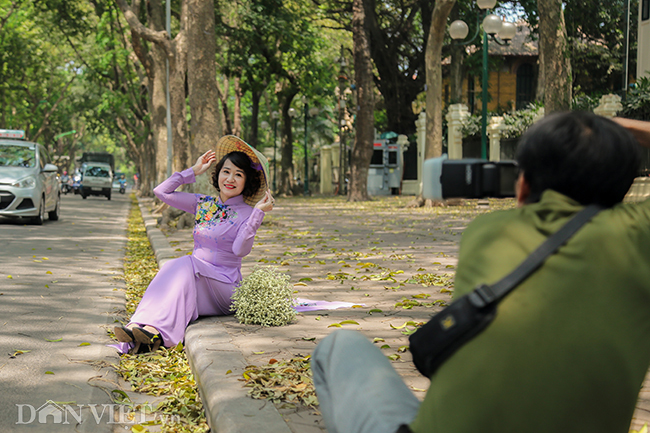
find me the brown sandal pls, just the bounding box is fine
[132,326,163,352]
[114,325,135,343]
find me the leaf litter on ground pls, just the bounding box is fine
[242,355,319,408]
[112,196,209,433]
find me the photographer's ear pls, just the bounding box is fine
[516,172,531,207]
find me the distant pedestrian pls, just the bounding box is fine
[312,112,650,433]
[113,136,274,354]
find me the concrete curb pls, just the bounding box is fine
[137,199,177,267]
[136,197,291,433]
[185,318,292,433]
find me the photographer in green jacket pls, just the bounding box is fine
[312,112,650,433]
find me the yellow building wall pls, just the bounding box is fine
[443,59,534,113]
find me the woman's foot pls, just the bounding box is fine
[132,325,162,349]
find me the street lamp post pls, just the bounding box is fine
[449,0,516,160]
[272,111,279,193]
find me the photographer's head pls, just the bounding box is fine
[515,111,640,207]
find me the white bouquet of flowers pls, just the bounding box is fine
[231,266,296,327]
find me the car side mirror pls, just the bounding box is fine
[42,163,58,173]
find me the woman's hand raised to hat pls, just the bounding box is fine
[192,150,217,176]
[255,190,275,212]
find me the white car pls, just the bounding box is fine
[80,162,113,200]
[0,129,60,224]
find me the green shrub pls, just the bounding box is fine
[231,266,296,327]
[460,103,543,140]
[622,76,650,121]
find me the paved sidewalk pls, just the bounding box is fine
[137,194,650,433]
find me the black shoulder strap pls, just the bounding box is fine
[468,204,602,308]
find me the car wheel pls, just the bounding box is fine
[32,196,45,225]
[48,194,60,221]
[107,191,111,200]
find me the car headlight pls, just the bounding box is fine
[11,176,36,188]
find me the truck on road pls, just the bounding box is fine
[78,152,114,200]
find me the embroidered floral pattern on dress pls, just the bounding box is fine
[195,196,237,228]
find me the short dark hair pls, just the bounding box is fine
[515,111,641,207]
[211,151,262,200]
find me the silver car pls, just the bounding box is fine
[0,130,60,224]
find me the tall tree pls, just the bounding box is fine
[86,2,156,194]
[365,0,431,135]
[564,0,638,94]
[348,0,374,201]
[115,0,189,184]
[318,0,431,135]
[425,0,455,161]
[187,0,222,161]
[0,0,79,141]
[537,0,571,112]
[219,0,330,196]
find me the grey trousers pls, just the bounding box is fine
[312,329,421,433]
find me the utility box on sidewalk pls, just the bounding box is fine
[367,138,404,196]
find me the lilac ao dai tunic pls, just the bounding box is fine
[115,168,265,353]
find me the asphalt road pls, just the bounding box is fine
[0,190,130,432]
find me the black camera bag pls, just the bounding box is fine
[409,205,601,378]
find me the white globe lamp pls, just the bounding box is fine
[498,21,517,41]
[477,0,497,9]
[482,14,502,35]
[449,20,469,40]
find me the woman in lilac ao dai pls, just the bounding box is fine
[113,146,274,354]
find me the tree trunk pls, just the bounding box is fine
[278,91,297,196]
[449,4,464,104]
[187,0,223,160]
[425,0,456,160]
[151,49,168,184]
[536,36,545,102]
[348,0,375,201]
[233,76,243,137]
[363,0,432,136]
[115,0,173,193]
[450,44,464,104]
[169,3,189,173]
[142,136,156,195]
[249,90,261,148]
[216,76,234,135]
[538,0,572,112]
[139,0,168,185]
